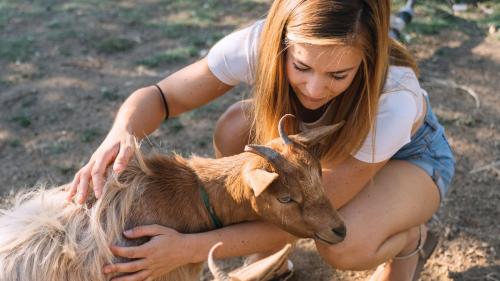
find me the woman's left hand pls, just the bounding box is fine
[103,225,194,281]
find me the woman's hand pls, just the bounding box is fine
[103,225,194,281]
[67,127,136,204]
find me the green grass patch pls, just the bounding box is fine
[21,96,38,108]
[116,7,151,26]
[153,22,199,38]
[10,115,32,128]
[81,128,102,143]
[137,46,198,68]
[477,2,500,29]
[408,19,449,35]
[150,21,225,48]
[0,3,14,29]
[407,5,462,35]
[163,117,184,133]
[94,37,136,54]
[183,102,223,120]
[46,141,71,154]
[56,164,76,176]
[101,87,121,101]
[46,18,63,29]
[60,2,101,13]
[0,37,34,62]
[7,138,21,148]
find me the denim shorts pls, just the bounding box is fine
[392,94,455,202]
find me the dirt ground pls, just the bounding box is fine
[0,1,498,280]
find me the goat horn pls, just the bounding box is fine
[278,114,295,145]
[208,242,230,281]
[244,145,292,172]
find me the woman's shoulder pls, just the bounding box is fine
[381,65,426,114]
[206,20,265,85]
[383,65,421,95]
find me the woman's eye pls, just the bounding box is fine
[277,195,293,204]
[293,63,308,72]
[330,74,348,80]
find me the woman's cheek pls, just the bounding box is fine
[286,64,299,82]
[329,75,354,94]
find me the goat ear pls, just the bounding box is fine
[243,168,279,197]
[290,121,345,148]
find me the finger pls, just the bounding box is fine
[91,150,117,199]
[123,225,167,239]
[103,259,147,274]
[110,270,151,281]
[66,172,81,201]
[77,164,93,204]
[113,143,134,174]
[110,245,148,259]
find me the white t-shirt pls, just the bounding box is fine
[207,20,427,163]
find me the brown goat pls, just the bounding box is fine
[0,115,345,281]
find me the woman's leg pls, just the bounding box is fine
[317,160,440,280]
[213,99,253,158]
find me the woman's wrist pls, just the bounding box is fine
[112,87,165,138]
[110,121,134,137]
[182,233,211,263]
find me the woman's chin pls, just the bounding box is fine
[299,99,329,110]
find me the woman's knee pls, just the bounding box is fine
[316,224,421,270]
[213,100,253,157]
[315,237,379,270]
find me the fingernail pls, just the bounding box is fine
[123,230,131,236]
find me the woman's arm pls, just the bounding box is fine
[68,57,233,203]
[322,156,388,209]
[104,222,296,281]
[118,58,234,137]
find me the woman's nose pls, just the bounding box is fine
[305,76,327,98]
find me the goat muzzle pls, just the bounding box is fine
[314,223,347,245]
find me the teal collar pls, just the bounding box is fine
[199,183,223,229]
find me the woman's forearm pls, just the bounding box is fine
[112,86,166,138]
[185,221,297,263]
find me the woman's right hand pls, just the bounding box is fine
[103,225,196,281]
[67,127,136,204]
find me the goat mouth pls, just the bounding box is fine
[314,233,342,245]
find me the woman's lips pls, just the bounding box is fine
[298,91,328,103]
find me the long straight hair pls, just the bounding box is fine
[252,0,417,163]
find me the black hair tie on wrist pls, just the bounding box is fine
[154,84,169,121]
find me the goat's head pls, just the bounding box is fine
[242,114,346,244]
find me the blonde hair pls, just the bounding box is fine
[252,0,417,162]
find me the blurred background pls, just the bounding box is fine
[0,0,498,280]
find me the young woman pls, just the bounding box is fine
[67,0,455,280]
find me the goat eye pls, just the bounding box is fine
[277,195,293,204]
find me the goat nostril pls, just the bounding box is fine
[332,225,347,238]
